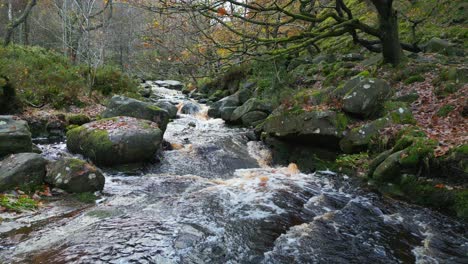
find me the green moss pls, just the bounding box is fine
[437,104,455,117]
[0,194,39,212]
[147,105,163,111]
[336,152,369,170]
[335,113,349,132]
[67,158,87,170]
[404,75,425,84]
[399,137,437,167]
[357,70,370,77]
[453,145,468,155]
[454,190,468,220]
[87,209,113,219]
[67,114,90,125]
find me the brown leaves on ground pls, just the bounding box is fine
[409,73,467,156]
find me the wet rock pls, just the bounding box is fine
[261,110,348,148]
[372,150,404,182]
[0,153,47,192]
[139,87,152,98]
[181,102,201,115]
[424,38,464,56]
[155,80,184,90]
[237,87,253,104]
[154,101,178,118]
[341,77,392,117]
[66,116,163,166]
[0,116,32,157]
[45,157,105,193]
[230,98,273,124]
[102,95,170,131]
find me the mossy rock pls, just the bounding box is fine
[261,109,348,149]
[230,98,273,124]
[66,116,163,166]
[0,153,47,192]
[67,114,91,126]
[101,95,169,131]
[45,157,105,193]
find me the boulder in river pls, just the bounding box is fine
[180,101,201,115]
[154,100,178,118]
[0,116,32,157]
[0,153,47,192]
[340,77,392,117]
[208,94,240,118]
[230,98,273,125]
[261,109,348,148]
[66,116,163,166]
[46,157,105,193]
[101,95,170,131]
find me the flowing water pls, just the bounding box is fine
[0,83,467,263]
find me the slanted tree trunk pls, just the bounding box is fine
[371,0,403,65]
[4,0,37,46]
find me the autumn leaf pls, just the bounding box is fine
[217,7,228,16]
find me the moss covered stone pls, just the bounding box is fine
[66,116,163,166]
[45,157,105,193]
[67,114,91,126]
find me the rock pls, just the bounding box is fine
[101,95,170,131]
[32,144,42,154]
[66,116,163,166]
[220,107,237,121]
[0,116,32,157]
[342,53,364,61]
[208,94,241,118]
[312,54,336,64]
[230,98,273,123]
[372,150,404,182]
[0,153,47,192]
[339,107,414,153]
[424,38,464,56]
[340,118,389,154]
[154,101,178,118]
[139,87,152,98]
[45,157,105,193]
[155,80,184,90]
[241,111,268,127]
[180,101,201,114]
[67,114,91,126]
[0,76,21,114]
[261,110,348,148]
[341,77,392,117]
[237,87,253,104]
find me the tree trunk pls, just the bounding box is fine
[372,0,403,66]
[4,0,37,46]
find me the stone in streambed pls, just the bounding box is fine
[66,116,163,166]
[0,116,32,157]
[46,157,105,193]
[0,153,47,192]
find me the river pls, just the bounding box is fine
[0,83,467,263]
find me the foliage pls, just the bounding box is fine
[0,194,39,212]
[336,152,370,170]
[72,192,98,204]
[0,45,138,109]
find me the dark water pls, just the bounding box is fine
[1,83,467,264]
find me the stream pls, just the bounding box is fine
[0,83,467,263]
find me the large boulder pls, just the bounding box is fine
[180,101,201,115]
[101,95,169,131]
[0,116,32,157]
[341,78,392,117]
[0,153,47,192]
[154,101,178,119]
[423,38,464,56]
[45,157,105,193]
[208,94,240,118]
[241,111,269,127]
[261,110,348,148]
[67,116,163,166]
[230,98,273,124]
